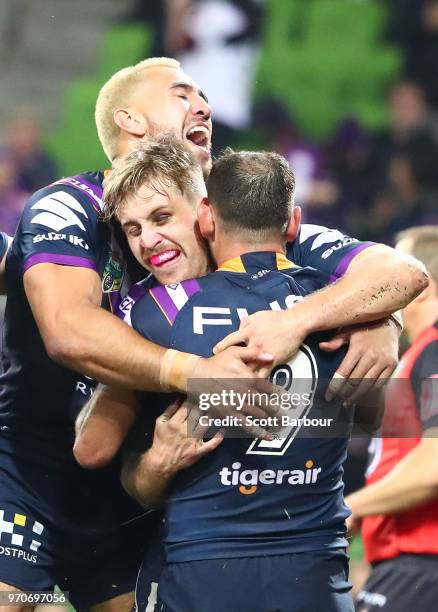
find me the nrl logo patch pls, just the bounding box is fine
[102,252,123,293]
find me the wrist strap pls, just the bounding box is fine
[160,349,200,392]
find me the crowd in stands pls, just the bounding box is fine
[264,79,438,243]
[1,0,437,244]
[0,113,57,235]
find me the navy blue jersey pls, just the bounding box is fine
[0,232,9,262]
[0,172,131,464]
[0,174,158,589]
[118,252,352,562]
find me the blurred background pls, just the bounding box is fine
[1,0,438,597]
[1,0,437,245]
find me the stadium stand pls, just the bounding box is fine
[0,0,123,137]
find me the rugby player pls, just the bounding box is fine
[347,226,438,612]
[0,56,425,609]
[99,141,386,611]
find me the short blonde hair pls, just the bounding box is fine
[95,57,180,161]
[103,134,205,220]
[396,225,438,285]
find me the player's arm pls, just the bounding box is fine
[321,318,400,401]
[121,399,223,508]
[215,244,427,367]
[0,233,12,294]
[74,383,139,469]
[72,278,275,470]
[24,263,273,392]
[346,342,438,533]
[346,431,438,522]
[25,262,167,389]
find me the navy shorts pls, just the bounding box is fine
[150,549,353,612]
[0,446,162,610]
[134,531,166,612]
[355,554,438,612]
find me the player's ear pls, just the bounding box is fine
[113,107,146,137]
[197,197,214,239]
[285,205,301,242]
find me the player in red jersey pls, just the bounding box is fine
[346,225,438,612]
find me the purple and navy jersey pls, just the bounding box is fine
[0,172,155,542]
[288,224,374,281]
[118,252,352,562]
[0,232,9,262]
[0,172,130,464]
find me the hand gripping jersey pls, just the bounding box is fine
[118,251,353,562]
[362,322,438,564]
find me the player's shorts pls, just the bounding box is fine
[0,445,163,611]
[134,530,166,612]
[151,549,353,612]
[355,554,438,612]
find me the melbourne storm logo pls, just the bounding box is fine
[30,192,88,232]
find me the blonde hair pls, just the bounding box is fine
[102,134,205,220]
[95,57,181,161]
[396,225,438,285]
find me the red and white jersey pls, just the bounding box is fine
[362,322,438,563]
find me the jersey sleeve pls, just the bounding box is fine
[18,185,102,274]
[411,340,438,431]
[287,224,375,279]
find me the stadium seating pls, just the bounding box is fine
[46,0,400,177]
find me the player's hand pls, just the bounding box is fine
[322,319,399,401]
[213,310,307,366]
[200,344,275,379]
[192,346,280,439]
[345,511,362,540]
[148,399,224,476]
[345,494,362,540]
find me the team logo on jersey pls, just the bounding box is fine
[102,252,124,293]
[30,192,88,232]
[0,509,44,564]
[219,459,322,495]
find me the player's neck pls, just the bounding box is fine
[214,239,285,268]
